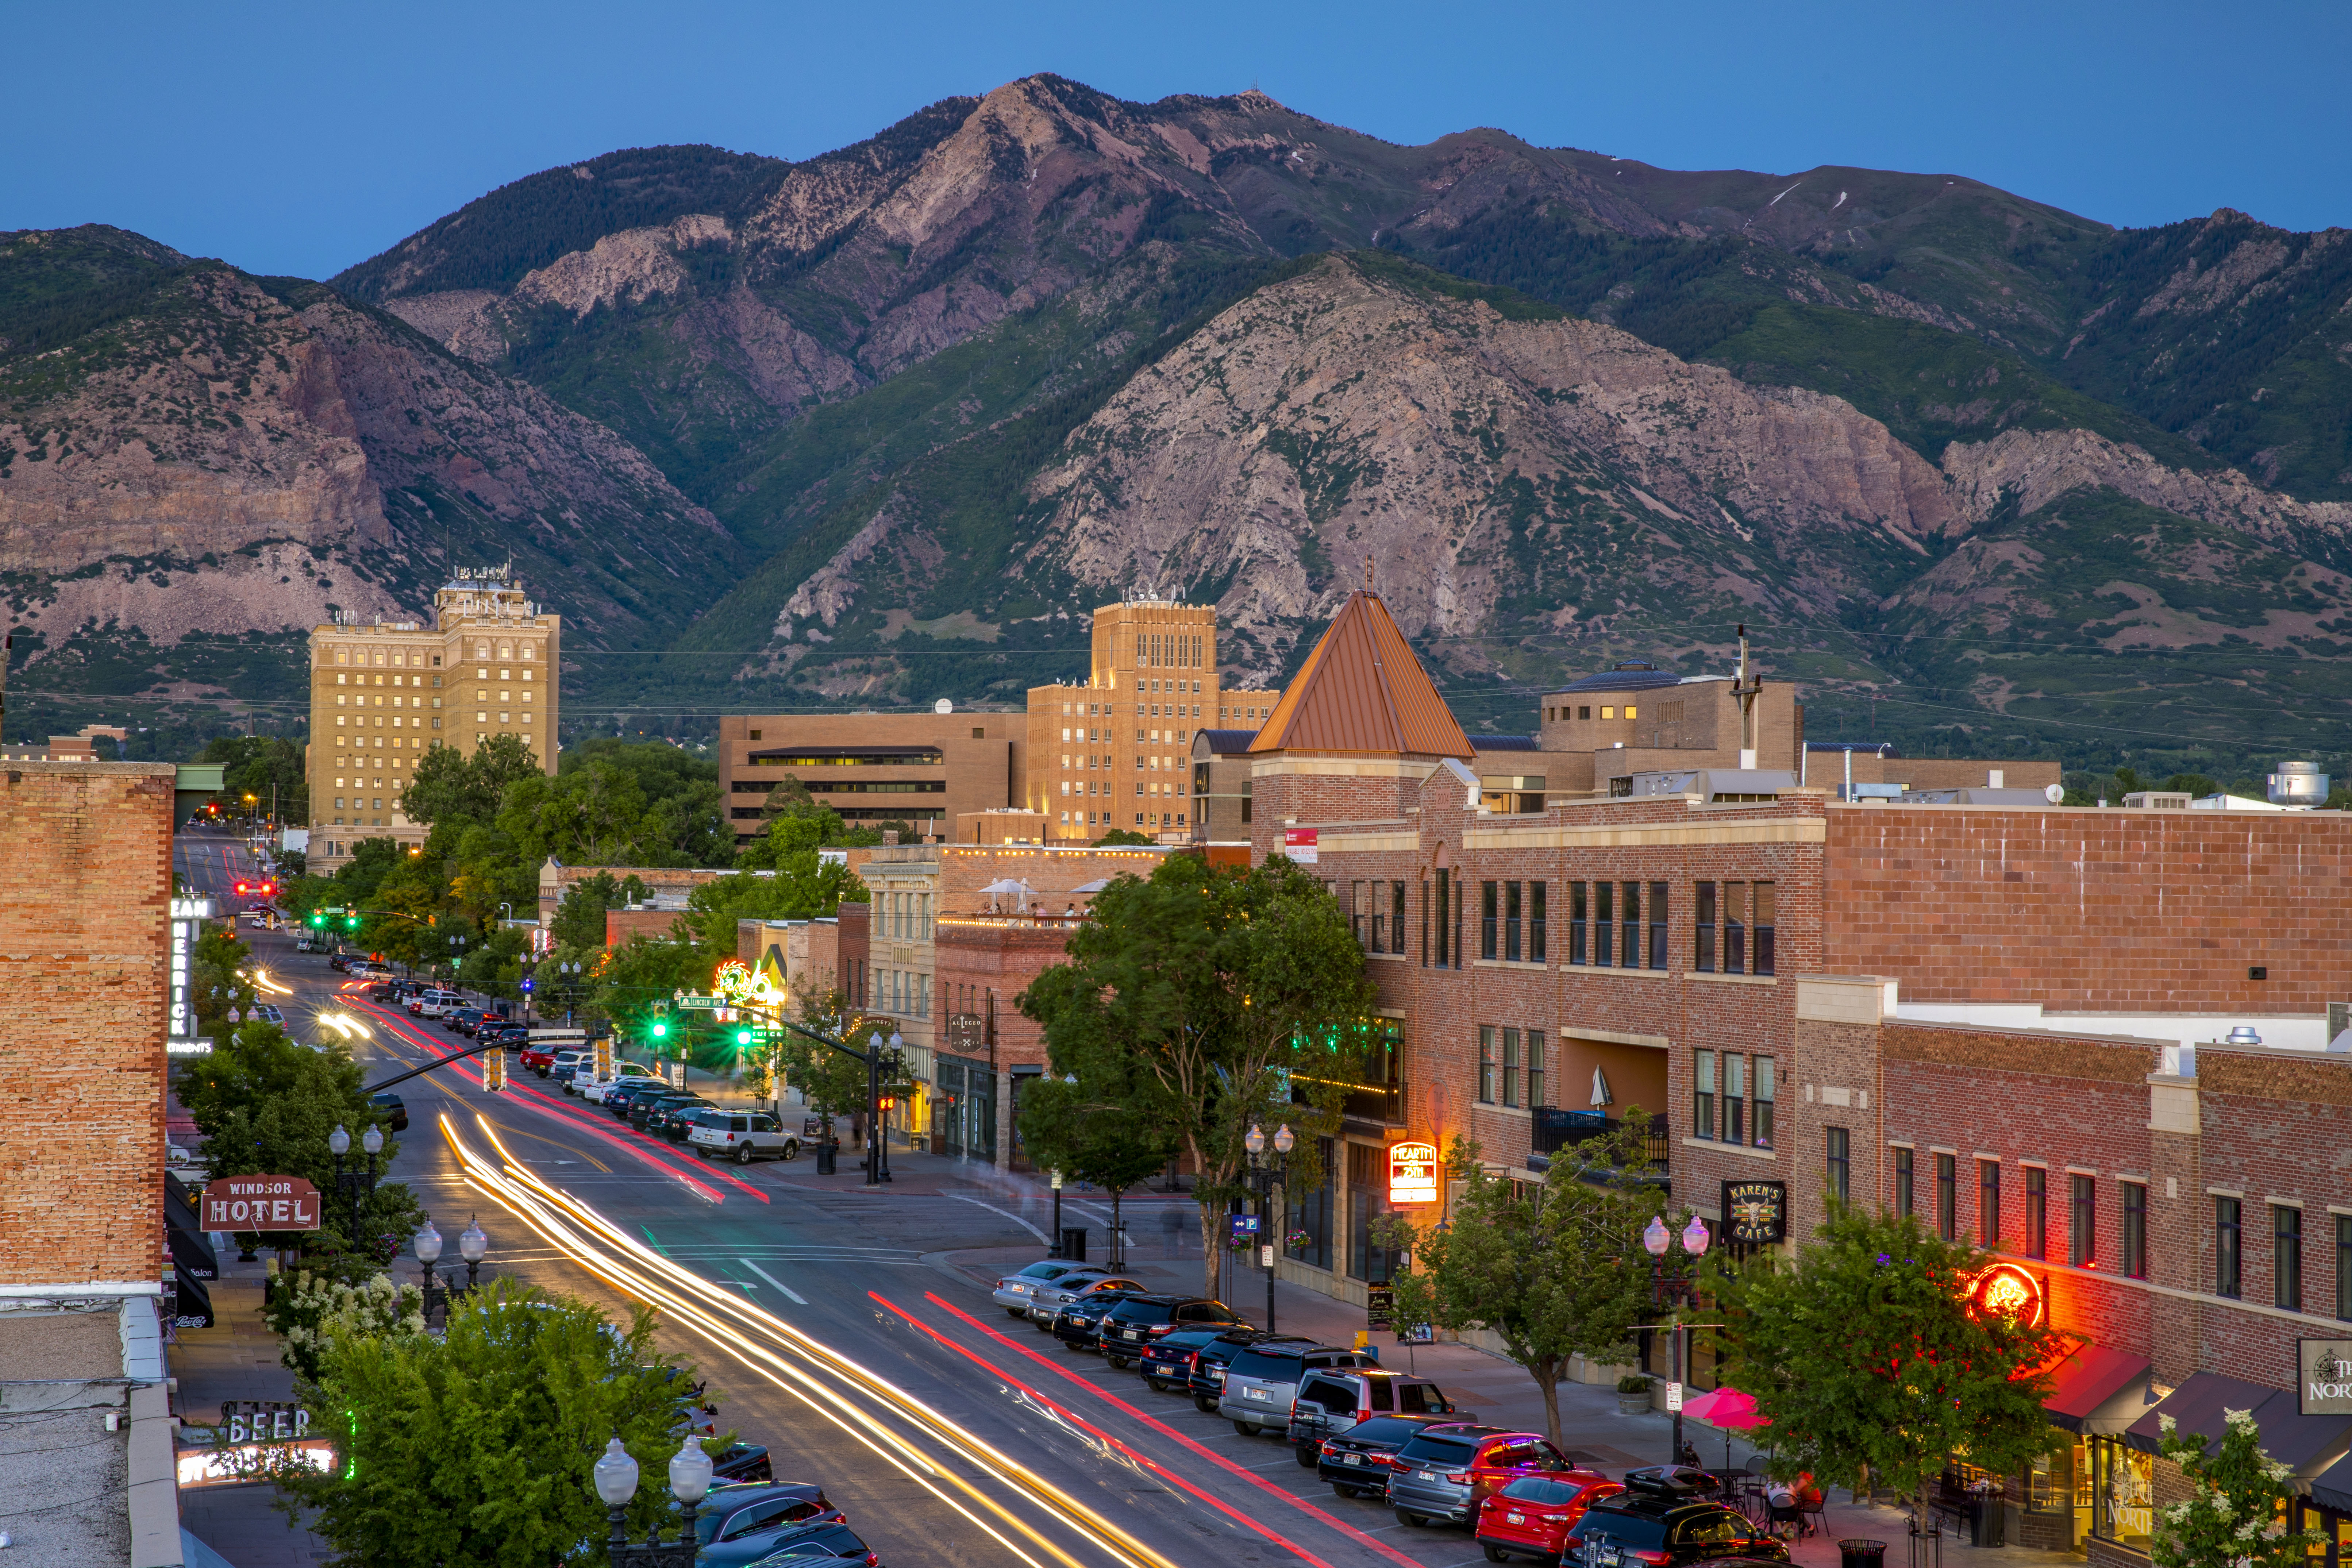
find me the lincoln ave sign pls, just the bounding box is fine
[2301,1339,2352,1415]
[201,1176,322,1232]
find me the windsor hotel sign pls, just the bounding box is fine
[2301,1339,2352,1416]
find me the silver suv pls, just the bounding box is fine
[1284,1367,1467,1458]
[1217,1340,1371,1436]
[1024,1270,1143,1329]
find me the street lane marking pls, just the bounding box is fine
[739,1259,808,1304]
[947,1194,1049,1244]
[640,1225,671,1258]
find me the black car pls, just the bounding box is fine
[647,1097,718,1140]
[741,1521,877,1565]
[481,1023,531,1050]
[1564,1471,1789,1568]
[607,1079,672,1117]
[687,1480,841,1562]
[328,953,352,971]
[446,1008,487,1035]
[366,982,397,1003]
[711,1443,773,1484]
[1138,1328,1235,1394]
[369,1091,408,1133]
[1097,1294,1247,1369]
[1314,1412,1455,1498]
[1181,1328,1289,1412]
[1049,1283,1154,1352]
[630,1093,705,1134]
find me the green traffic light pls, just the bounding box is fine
[345,914,361,930]
[735,1028,753,1047]
[650,1019,668,1040]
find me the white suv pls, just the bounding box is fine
[577,1061,657,1103]
[410,989,461,1017]
[686,1111,801,1164]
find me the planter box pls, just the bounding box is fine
[1617,1393,1652,1416]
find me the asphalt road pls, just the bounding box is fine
[177,830,1512,1568]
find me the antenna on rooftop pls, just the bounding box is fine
[1365,554,1375,593]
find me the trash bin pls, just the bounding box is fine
[1974,1501,2005,1548]
[1059,1227,1088,1264]
[815,1140,836,1175]
[1840,1540,1887,1568]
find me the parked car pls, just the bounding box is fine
[1179,1328,1286,1411]
[649,1097,719,1140]
[1051,1285,1162,1353]
[369,1091,408,1132]
[1023,1268,1140,1328]
[739,1521,877,1566]
[687,1110,803,1164]
[519,1040,562,1074]
[1285,1367,1466,1461]
[445,1008,487,1035]
[1096,1295,1247,1368]
[581,1063,659,1104]
[366,982,397,1004]
[1562,1470,1787,1568]
[709,1443,773,1484]
[1385,1425,1583,1529]
[408,989,455,1017]
[327,953,350,971]
[687,1482,842,1567]
[251,1003,284,1025]
[1474,1471,1625,1563]
[481,1023,531,1051]
[607,1078,677,1117]
[1218,1339,1373,1436]
[629,1093,707,1135]
[547,1048,587,1080]
[294,936,316,952]
[1312,1411,1458,1496]
[990,1261,1096,1318]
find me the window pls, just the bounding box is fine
[1528,882,1546,963]
[1620,881,1641,968]
[1648,881,1668,969]
[1478,1027,1497,1104]
[1724,880,1747,974]
[1390,882,1406,956]
[1436,870,1451,968]
[1594,880,1613,966]
[1501,1028,1521,1108]
[1504,881,1522,963]
[1481,881,1498,961]
[1527,1029,1545,1109]
[2275,1205,2302,1312]
[1930,1153,1953,1238]
[1722,1053,1744,1144]
[1288,1137,1336,1270]
[1753,1058,1774,1148]
[1420,880,1429,966]
[1347,1142,1400,1283]
[2123,1183,2147,1279]
[1980,1161,2001,1248]
[2070,1175,2095,1266]
[2216,1197,2241,1298]
[1693,1050,1716,1140]
[1826,1127,1850,1203]
[1894,1147,1914,1216]
[1696,881,1716,971]
[1569,881,1587,965]
[2338,1215,2352,1321]
[1351,881,1367,948]
[1754,882,1776,975]
[2025,1169,2047,1259]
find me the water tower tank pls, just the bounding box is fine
[2268,760,2330,806]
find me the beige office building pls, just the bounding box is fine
[1025,594,1280,841]
[307,568,561,870]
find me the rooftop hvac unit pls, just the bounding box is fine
[2269,761,2330,807]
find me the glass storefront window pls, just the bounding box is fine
[2024,1448,2069,1515]
[2090,1436,2153,1550]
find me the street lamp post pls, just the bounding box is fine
[592,1433,712,1568]
[1243,1122,1295,1333]
[413,1220,444,1325]
[862,1030,904,1187]
[1640,1213,1715,1468]
[458,1216,489,1293]
[327,1123,385,1250]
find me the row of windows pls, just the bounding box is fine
[1057,753,1186,771]
[1131,632,1204,670]
[878,891,935,943]
[2214,1197,2351,1315]
[1063,810,1186,828]
[324,642,540,667]
[1545,702,1641,721]
[1692,1051,1775,1148]
[1060,780,1188,799]
[1475,1026,1547,1109]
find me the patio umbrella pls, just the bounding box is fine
[1681,1385,1769,1472]
[1590,1066,1613,1108]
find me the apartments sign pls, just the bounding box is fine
[168,897,214,1057]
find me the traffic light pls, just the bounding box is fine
[344,913,361,931]
[234,879,251,896]
[260,880,277,897]
[735,1027,754,1047]
[649,1016,669,1041]
[307,910,326,929]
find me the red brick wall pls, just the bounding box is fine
[0,764,174,1289]
[1824,807,2352,1008]
[932,922,1073,1071]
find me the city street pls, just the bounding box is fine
[177,831,1572,1568]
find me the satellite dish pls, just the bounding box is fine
[2044,783,2065,804]
[934,698,953,715]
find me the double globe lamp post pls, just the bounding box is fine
[408,1217,491,1324]
[593,1433,713,1567]
[1242,1122,1294,1333]
[1641,1213,1714,1468]
[326,1122,384,1248]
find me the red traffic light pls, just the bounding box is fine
[234,879,251,895]
[260,881,277,897]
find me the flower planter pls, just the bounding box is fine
[1618,1392,1652,1416]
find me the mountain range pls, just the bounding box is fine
[5,73,2350,768]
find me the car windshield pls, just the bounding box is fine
[1394,1433,1481,1467]
[1015,1263,1068,1281]
[1343,1416,1430,1446]
[1104,1299,1175,1322]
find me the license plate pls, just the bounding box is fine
[1595,1549,1621,1568]
[1419,1470,1439,1481]
[1124,1329,1142,1340]
[1245,1388,1270,1401]
[1508,1513,1526,1525]
[1344,1454,1363,1466]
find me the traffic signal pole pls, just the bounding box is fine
[759,1015,897,1190]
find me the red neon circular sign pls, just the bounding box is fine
[1966,1262,2045,1327]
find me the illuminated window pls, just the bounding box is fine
[1600,706,1615,719]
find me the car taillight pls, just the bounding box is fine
[1629,1552,1670,1565]
[1445,1472,1471,1484]
[1146,1323,1172,1334]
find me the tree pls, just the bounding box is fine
[1717,1203,2063,1520]
[550,872,646,950]
[1378,1127,1662,1446]
[1092,828,1155,846]
[190,922,256,1039]
[177,1022,422,1251]
[399,735,542,831]
[1018,1067,1175,1262]
[267,1281,717,1567]
[2151,1406,2321,1568]
[201,735,308,823]
[1019,855,1375,1292]
[678,860,867,962]
[776,976,890,1144]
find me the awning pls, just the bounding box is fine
[170,1264,215,1330]
[2043,1342,2155,1434]
[2311,1453,2352,1515]
[2126,1371,2352,1478]
[167,1221,218,1282]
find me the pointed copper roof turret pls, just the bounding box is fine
[1248,589,1474,760]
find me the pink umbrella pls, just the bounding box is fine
[1682,1386,1769,1429]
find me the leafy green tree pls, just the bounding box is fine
[177,1022,421,1250]
[678,861,868,964]
[1019,855,1374,1291]
[1018,1066,1175,1261]
[269,1282,718,1567]
[1378,1127,1662,1446]
[190,922,256,1039]
[548,872,650,950]
[1092,828,1155,846]
[1716,1203,2062,1521]
[200,735,308,823]
[399,735,542,831]
[561,736,731,866]
[2151,1406,2321,1568]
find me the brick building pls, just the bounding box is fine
[715,710,1027,851]
[1240,587,2352,1560]
[308,567,561,869]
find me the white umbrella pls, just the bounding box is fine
[1069,878,1112,894]
[979,878,1027,894]
[1590,1066,1613,1109]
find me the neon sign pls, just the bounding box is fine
[713,959,784,1010]
[1966,1262,2046,1328]
[1388,1141,1439,1205]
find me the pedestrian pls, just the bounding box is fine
[1159,1205,1183,1256]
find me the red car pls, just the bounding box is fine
[1475,1471,1624,1563]
[518,1039,559,1074]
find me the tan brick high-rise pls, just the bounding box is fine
[1025,594,1279,842]
[307,568,560,869]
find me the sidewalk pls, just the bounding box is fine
[932,1241,2074,1568]
[167,1262,334,1567]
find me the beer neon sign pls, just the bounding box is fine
[1966,1261,2045,1327]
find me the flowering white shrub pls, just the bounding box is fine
[263,1268,426,1380]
